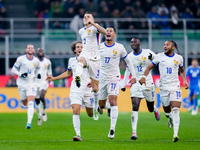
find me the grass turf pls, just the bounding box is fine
[0,112,199,150]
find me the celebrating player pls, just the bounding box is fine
[139,40,189,142]
[11,44,41,129]
[98,26,136,139]
[75,12,107,120]
[35,48,52,126]
[121,37,160,140]
[46,41,94,141]
[186,58,200,115]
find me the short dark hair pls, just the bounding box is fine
[106,26,116,33]
[85,11,92,15]
[71,41,82,54]
[192,58,198,61]
[131,37,140,42]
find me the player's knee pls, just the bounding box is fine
[99,101,106,109]
[93,87,99,93]
[35,99,40,105]
[132,105,139,111]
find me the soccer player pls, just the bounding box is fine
[98,26,136,139]
[35,48,52,126]
[75,12,107,120]
[46,41,93,141]
[186,58,200,115]
[11,44,41,129]
[139,40,189,142]
[121,37,160,140]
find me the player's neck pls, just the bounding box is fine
[105,40,114,46]
[133,48,141,54]
[85,24,91,28]
[26,54,33,60]
[165,51,174,56]
[38,57,44,61]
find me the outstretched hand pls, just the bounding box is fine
[46,76,54,82]
[184,81,189,89]
[129,78,136,86]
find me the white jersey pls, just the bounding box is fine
[127,49,156,87]
[100,42,127,80]
[13,54,40,87]
[35,57,52,87]
[67,57,92,95]
[79,24,100,60]
[152,52,184,91]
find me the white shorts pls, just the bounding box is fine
[18,85,36,100]
[79,53,100,81]
[99,78,120,100]
[70,92,94,108]
[159,89,182,107]
[35,83,49,99]
[130,82,155,102]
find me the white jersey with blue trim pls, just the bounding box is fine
[152,52,184,90]
[99,42,127,80]
[68,57,92,94]
[36,57,52,87]
[127,49,156,87]
[13,54,40,86]
[79,24,100,60]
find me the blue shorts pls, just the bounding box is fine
[189,87,199,97]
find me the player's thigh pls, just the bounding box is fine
[88,60,100,81]
[143,86,155,102]
[71,104,81,115]
[169,90,182,104]
[70,92,83,106]
[99,79,108,100]
[130,82,144,98]
[26,85,37,98]
[18,86,27,100]
[83,94,94,108]
[107,79,120,97]
[78,54,88,67]
[159,89,170,107]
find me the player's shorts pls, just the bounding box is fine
[79,53,100,81]
[159,89,182,107]
[70,92,94,108]
[130,82,155,102]
[188,86,199,97]
[18,85,36,100]
[99,78,120,100]
[35,83,49,99]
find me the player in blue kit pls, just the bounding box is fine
[186,58,200,115]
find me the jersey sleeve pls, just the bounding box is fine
[151,54,160,65]
[47,60,52,76]
[179,56,184,68]
[120,45,128,58]
[67,58,72,71]
[13,57,22,68]
[150,50,156,60]
[93,23,100,33]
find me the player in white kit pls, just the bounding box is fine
[98,26,136,139]
[35,48,52,126]
[121,37,160,140]
[46,41,94,141]
[75,12,107,120]
[139,40,189,142]
[11,44,41,129]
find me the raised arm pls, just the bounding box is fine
[179,67,189,89]
[91,22,107,35]
[139,63,154,85]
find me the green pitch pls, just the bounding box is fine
[0,112,199,150]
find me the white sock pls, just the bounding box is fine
[104,101,110,109]
[153,105,158,112]
[94,92,99,111]
[42,109,46,114]
[73,115,81,136]
[172,107,180,137]
[131,111,138,133]
[76,62,84,76]
[165,112,172,119]
[27,101,34,124]
[35,102,42,119]
[110,106,118,130]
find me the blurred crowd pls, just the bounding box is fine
[33,0,200,29]
[0,0,6,38]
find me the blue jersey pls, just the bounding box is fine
[186,65,200,88]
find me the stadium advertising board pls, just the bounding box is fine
[0,87,190,113]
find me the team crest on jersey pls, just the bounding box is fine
[44,65,48,68]
[113,50,117,56]
[174,60,178,66]
[87,29,91,34]
[33,63,36,67]
[141,56,146,61]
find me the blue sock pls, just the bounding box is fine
[193,98,197,110]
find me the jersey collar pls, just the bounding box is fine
[26,54,34,61]
[84,25,92,30]
[133,49,142,56]
[104,42,115,47]
[165,52,175,57]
